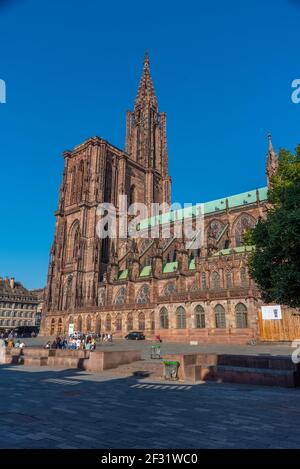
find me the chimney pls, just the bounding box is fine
[10,277,15,289]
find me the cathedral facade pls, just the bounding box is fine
[42,53,278,344]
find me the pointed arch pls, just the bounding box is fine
[114,286,126,305]
[194,305,206,329]
[235,303,248,328]
[159,307,169,329]
[136,284,150,304]
[234,214,256,247]
[67,220,80,261]
[115,313,122,331]
[138,312,145,331]
[127,312,133,332]
[214,304,226,329]
[176,306,186,329]
[211,271,221,290]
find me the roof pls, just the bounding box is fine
[0,279,37,301]
[139,186,268,230]
[212,245,256,257]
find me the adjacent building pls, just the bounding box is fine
[0,277,40,331]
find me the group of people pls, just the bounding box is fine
[44,332,114,351]
[3,338,26,349]
[44,332,112,351]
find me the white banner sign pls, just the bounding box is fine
[261,305,282,320]
[68,323,75,335]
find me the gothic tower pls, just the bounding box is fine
[125,51,171,209]
[266,133,278,186]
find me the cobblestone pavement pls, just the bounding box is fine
[1,364,300,449]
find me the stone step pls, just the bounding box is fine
[23,357,48,366]
[204,365,298,388]
[47,356,83,368]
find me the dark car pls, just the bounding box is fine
[125,331,146,340]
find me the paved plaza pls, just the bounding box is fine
[23,336,294,358]
[1,353,300,449]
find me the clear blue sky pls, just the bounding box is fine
[0,0,299,289]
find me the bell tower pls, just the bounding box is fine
[125,51,171,208]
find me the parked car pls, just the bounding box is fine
[125,331,146,340]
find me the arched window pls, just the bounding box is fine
[136,285,150,304]
[214,304,226,329]
[195,305,206,329]
[211,271,221,290]
[240,267,247,286]
[201,272,207,290]
[235,303,248,328]
[106,314,112,331]
[163,282,176,296]
[138,312,145,331]
[129,185,136,206]
[150,311,155,331]
[57,318,63,335]
[67,221,80,261]
[114,287,126,305]
[226,270,233,288]
[127,313,133,332]
[235,214,256,247]
[50,318,56,335]
[115,314,122,331]
[95,316,101,334]
[98,288,106,306]
[176,306,186,329]
[77,315,82,332]
[69,316,74,326]
[86,315,92,332]
[159,308,169,329]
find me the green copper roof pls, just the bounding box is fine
[140,265,152,277]
[118,269,128,280]
[138,187,268,230]
[212,245,256,257]
[163,261,178,274]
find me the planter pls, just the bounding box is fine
[151,344,161,359]
[163,361,180,380]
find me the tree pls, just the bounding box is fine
[248,145,300,308]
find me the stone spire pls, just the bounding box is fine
[266,133,278,186]
[134,50,158,109]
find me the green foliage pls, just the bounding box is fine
[248,145,300,308]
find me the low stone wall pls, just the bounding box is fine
[163,353,300,387]
[3,347,141,373]
[83,350,141,373]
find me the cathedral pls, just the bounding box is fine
[42,53,279,343]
